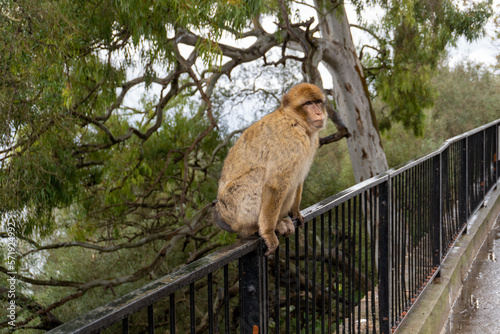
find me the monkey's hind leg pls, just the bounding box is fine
[275,217,295,237]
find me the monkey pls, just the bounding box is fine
[214,83,327,256]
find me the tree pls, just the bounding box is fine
[0,0,493,329]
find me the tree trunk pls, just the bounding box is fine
[314,1,388,182]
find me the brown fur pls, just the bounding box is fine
[215,83,327,255]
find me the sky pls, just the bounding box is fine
[344,1,499,67]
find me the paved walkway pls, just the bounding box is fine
[442,214,500,334]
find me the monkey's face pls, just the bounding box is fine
[303,100,327,130]
[282,83,328,131]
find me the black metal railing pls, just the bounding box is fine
[47,119,499,334]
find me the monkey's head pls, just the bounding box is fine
[282,83,327,131]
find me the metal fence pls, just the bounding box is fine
[48,119,499,334]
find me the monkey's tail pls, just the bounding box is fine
[212,200,236,233]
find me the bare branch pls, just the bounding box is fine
[20,227,185,257]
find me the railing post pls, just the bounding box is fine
[496,124,499,187]
[482,129,486,203]
[432,154,442,271]
[460,137,469,233]
[379,177,391,334]
[239,240,268,334]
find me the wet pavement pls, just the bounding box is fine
[442,214,500,334]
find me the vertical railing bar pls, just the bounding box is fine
[456,141,460,229]
[417,165,420,298]
[429,158,434,271]
[469,135,474,213]
[444,149,449,250]
[275,243,280,334]
[464,135,469,227]
[451,145,455,245]
[351,197,356,333]
[450,144,455,239]
[122,317,129,334]
[295,226,301,334]
[452,144,459,243]
[239,243,266,334]
[429,159,433,273]
[393,174,398,323]
[421,161,426,287]
[312,218,317,334]
[456,142,460,233]
[414,164,418,294]
[304,221,310,334]
[263,244,269,334]
[370,187,377,334]
[208,273,214,334]
[321,214,326,334]
[336,204,341,334]
[483,129,486,203]
[476,133,480,208]
[224,265,230,334]
[148,304,154,334]
[399,173,403,321]
[328,209,333,334]
[357,194,362,333]
[434,153,443,274]
[408,169,413,301]
[363,191,369,334]
[401,173,407,313]
[170,293,175,334]
[400,172,405,320]
[349,199,354,333]
[415,164,419,296]
[346,199,351,333]
[418,163,423,291]
[406,170,411,306]
[496,124,499,185]
[403,170,413,307]
[341,202,346,334]
[286,237,291,333]
[190,283,195,334]
[424,160,428,283]
[400,174,406,319]
[379,176,391,334]
[398,173,403,322]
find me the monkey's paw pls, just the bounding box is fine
[262,234,279,256]
[294,212,305,228]
[275,218,295,238]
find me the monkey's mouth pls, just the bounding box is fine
[312,120,325,128]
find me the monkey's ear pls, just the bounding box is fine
[282,93,290,107]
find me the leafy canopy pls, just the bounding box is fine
[355,0,492,135]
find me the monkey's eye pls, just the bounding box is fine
[304,101,313,106]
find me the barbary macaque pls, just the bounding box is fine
[214,83,327,255]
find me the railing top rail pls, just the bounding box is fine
[300,171,389,221]
[445,118,500,143]
[303,118,500,217]
[47,237,260,334]
[385,119,500,176]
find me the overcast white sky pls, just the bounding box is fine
[344,0,499,67]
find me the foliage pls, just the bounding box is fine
[0,0,497,331]
[0,0,263,329]
[359,0,493,135]
[306,62,500,201]
[381,61,500,168]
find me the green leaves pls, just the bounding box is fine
[363,0,493,135]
